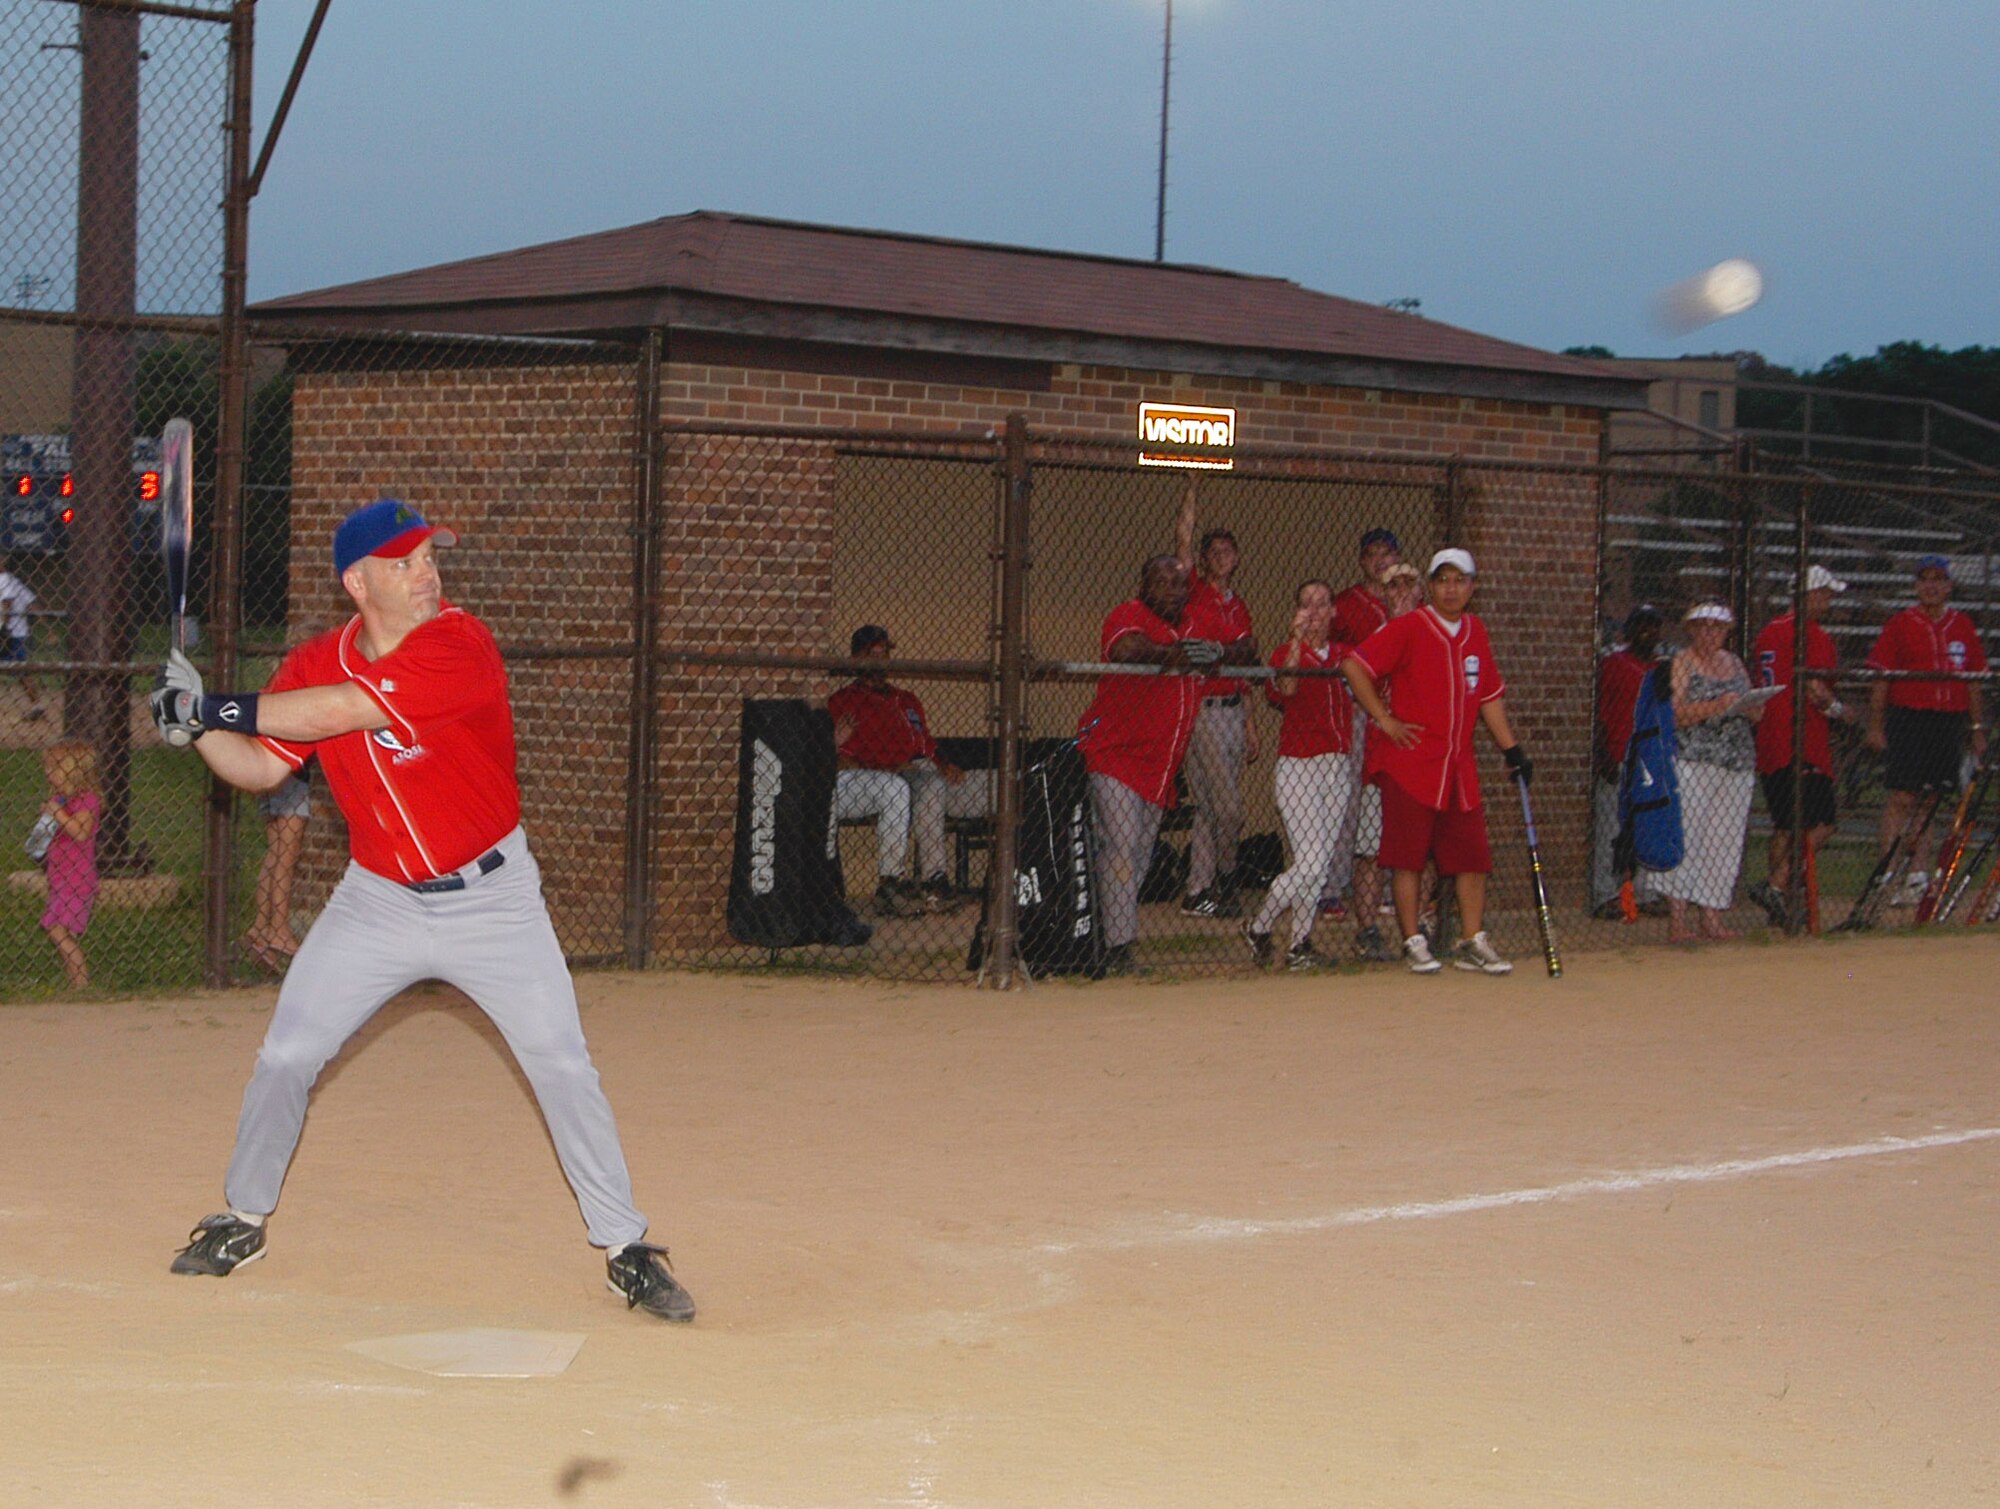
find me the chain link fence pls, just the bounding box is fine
[2,0,241,997]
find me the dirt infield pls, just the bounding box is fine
[3,934,1997,1507]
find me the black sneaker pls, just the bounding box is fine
[1210,872,1244,919]
[170,1213,267,1276]
[606,1242,696,1322]
[1352,924,1398,963]
[872,879,925,918]
[920,874,961,914]
[1179,889,1219,917]
[1285,941,1328,971]
[1243,923,1275,968]
[1747,880,1789,928]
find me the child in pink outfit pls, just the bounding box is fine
[39,740,101,989]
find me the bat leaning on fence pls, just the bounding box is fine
[1834,789,1943,933]
[1916,752,1996,924]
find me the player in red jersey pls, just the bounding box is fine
[1591,604,1665,919]
[150,499,694,1322]
[1342,549,1529,975]
[1325,528,1406,958]
[1748,569,1854,926]
[1243,579,1355,970]
[1866,554,1989,874]
[1076,554,1218,974]
[1173,481,1260,917]
[829,623,978,916]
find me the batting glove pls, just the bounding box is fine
[1504,745,1534,786]
[160,648,205,699]
[150,685,203,748]
[1180,638,1225,667]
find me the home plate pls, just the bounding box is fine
[346,1328,587,1378]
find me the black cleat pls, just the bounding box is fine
[1285,941,1329,971]
[1243,923,1275,968]
[1179,888,1219,917]
[607,1242,696,1323]
[170,1213,267,1276]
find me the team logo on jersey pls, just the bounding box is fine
[370,727,427,764]
[1758,649,1778,686]
[1464,654,1481,692]
[1948,640,1968,670]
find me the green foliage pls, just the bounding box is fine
[1564,344,1619,359]
[1739,343,2000,470]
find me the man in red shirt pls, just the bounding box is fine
[1342,549,1529,975]
[1326,528,1404,957]
[1173,482,1260,918]
[1866,554,1989,866]
[828,624,977,917]
[150,500,694,1323]
[1591,604,1664,919]
[1077,554,1218,974]
[1748,569,1854,925]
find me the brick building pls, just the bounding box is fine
[250,212,1646,963]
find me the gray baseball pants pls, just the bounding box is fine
[1183,697,1246,895]
[1089,773,1165,949]
[222,825,648,1248]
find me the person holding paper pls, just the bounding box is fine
[1658,600,1765,942]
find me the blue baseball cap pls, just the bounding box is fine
[1359,528,1400,555]
[1916,553,1953,577]
[334,499,458,576]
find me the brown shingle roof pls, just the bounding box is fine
[253,210,1632,394]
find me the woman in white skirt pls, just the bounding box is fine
[1245,580,1355,970]
[1661,600,1764,942]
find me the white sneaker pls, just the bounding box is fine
[1452,931,1513,975]
[1403,934,1442,974]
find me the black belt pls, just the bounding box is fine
[1203,693,1241,708]
[406,849,505,893]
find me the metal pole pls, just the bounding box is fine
[622,329,665,968]
[984,415,1033,987]
[1154,0,1171,263]
[70,0,142,873]
[1784,482,1812,935]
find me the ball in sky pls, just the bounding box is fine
[1653,259,1765,335]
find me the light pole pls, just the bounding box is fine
[1154,0,1172,262]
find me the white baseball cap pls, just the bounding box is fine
[1427,547,1477,578]
[1684,600,1735,624]
[1804,564,1848,593]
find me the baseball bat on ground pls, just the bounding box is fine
[158,417,195,654]
[1513,772,1562,978]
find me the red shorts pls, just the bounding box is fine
[1376,777,1492,876]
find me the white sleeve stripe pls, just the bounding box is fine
[354,677,417,744]
[255,736,307,769]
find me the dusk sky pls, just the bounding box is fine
[241,1,1998,369]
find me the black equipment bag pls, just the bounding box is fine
[726,698,872,949]
[969,741,1106,978]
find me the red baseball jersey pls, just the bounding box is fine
[1332,582,1390,650]
[258,606,520,883]
[1265,639,1354,759]
[1752,613,1838,775]
[827,680,937,769]
[1183,576,1254,698]
[1076,599,1201,807]
[1595,648,1654,773]
[1867,606,1988,713]
[1351,607,1505,812]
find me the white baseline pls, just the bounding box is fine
[1042,1127,2000,1254]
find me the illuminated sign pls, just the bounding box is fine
[1137,402,1236,470]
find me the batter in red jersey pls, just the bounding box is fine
[1342,548,1530,976]
[150,499,694,1322]
[1076,553,1219,974]
[1865,553,1989,867]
